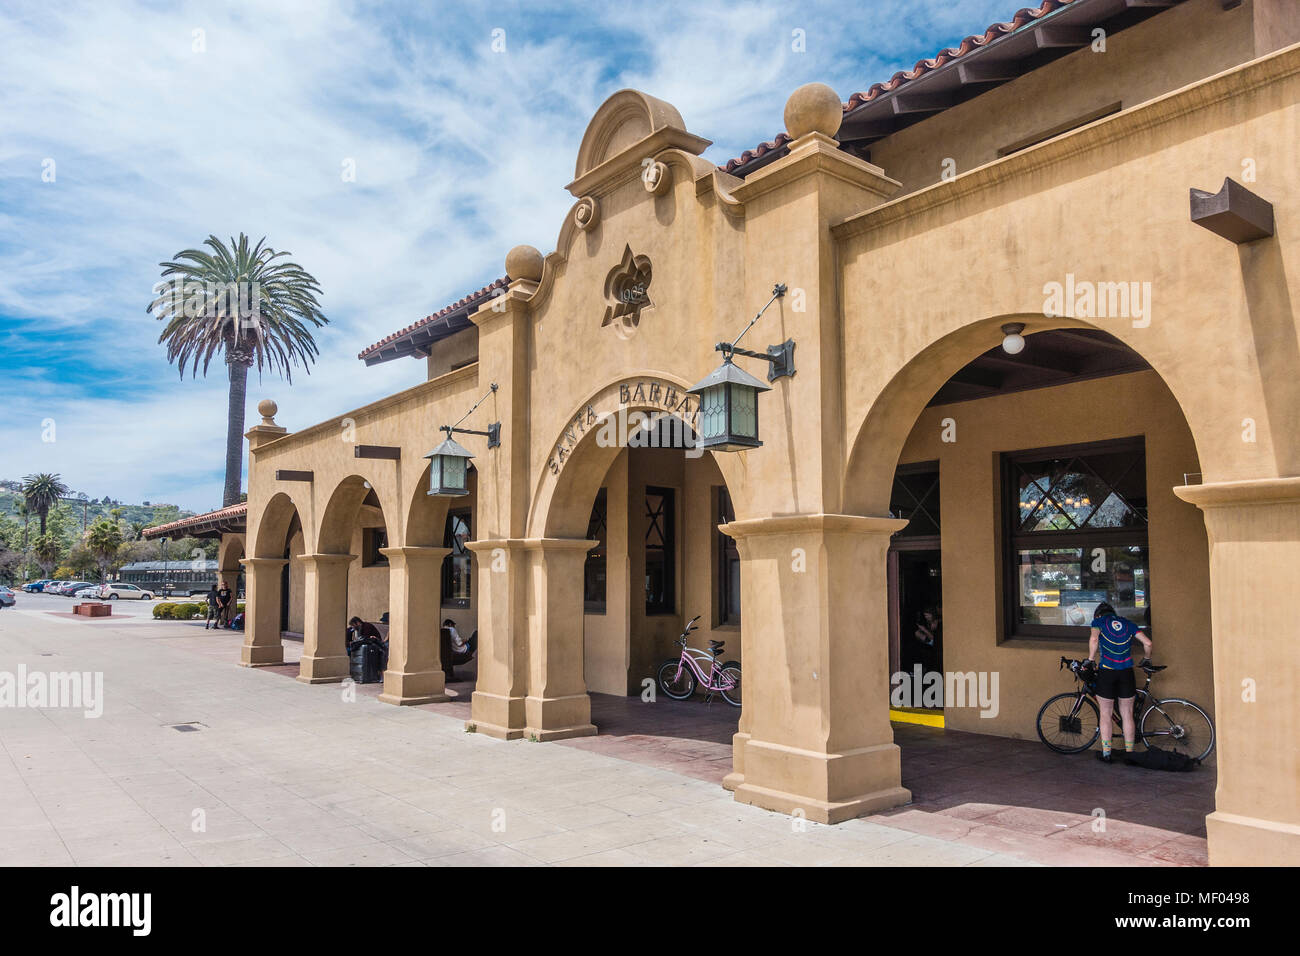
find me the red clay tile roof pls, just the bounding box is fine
[358,277,508,362]
[720,0,1081,174]
[142,503,247,539]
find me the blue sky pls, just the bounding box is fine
[1,0,1017,511]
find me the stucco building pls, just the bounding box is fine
[197,0,1300,865]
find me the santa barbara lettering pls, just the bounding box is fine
[548,380,698,475]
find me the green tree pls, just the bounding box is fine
[32,534,62,578]
[85,520,124,582]
[20,473,69,536]
[148,233,329,507]
[128,521,147,541]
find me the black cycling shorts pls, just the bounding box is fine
[1095,666,1136,700]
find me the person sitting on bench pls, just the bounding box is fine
[440,618,476,680]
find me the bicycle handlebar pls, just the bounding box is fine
[1061,655,1157,675]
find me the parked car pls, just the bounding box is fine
[98,583,155,601]
[0,586,15,608]
[22,579,51,593]
[72,586,101,599]
[56,581,95,596]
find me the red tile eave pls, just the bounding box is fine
[142,503,248,539]
[720,0,1080,174]
[358,276,509,361]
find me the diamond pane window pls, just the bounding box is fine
[1004,439,1149,639]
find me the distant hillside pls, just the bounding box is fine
[0,486,194,530]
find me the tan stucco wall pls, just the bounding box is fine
[897,370,1214,748]
[870,0,1258,196]
[345,518,389,625]
[839,46,1300,506]
[287,528,305,635]
[583,450,630,695]
[425,326,479,380]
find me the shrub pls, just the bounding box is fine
[152,604,173,620]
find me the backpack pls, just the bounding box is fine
[1125,746,1200,772]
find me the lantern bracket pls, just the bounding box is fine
[714,283,795,381]
[440,382,502,449]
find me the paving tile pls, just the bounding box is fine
[0,610,1213,869]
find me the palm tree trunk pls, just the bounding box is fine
[224,359,250,507]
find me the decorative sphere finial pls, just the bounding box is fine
[257,399,278,425]
[505,245,544,282]
[784,83,843,140]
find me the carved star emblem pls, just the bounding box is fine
[602,244,653,337]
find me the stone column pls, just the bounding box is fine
[297,553,353,684]
[1175,477,1300,865]
[467,539,529,739]
[523,538,598,741]
[378,546,451,705]
[239,557,286,667]
[722,514,909,823]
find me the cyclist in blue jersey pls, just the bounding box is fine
[1087,601,1152,763]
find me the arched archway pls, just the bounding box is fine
[482,374,747,749]
[241,491,309,668]
[373,463,459,707]
[839,316,1216,841]
[216,534,245,596]
[529,373,750,539]
[297,475,397,684]
[843,315,1206,515]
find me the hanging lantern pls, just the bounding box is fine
[424,383,500,496]
[424,432,475,497]
[687,358,772,451]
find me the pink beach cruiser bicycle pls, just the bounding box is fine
[656,615,742,707]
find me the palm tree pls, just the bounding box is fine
[85,520,124,584]
[32,534,62,578]
[21,473,69,536]
[149,234,329,507]
[128,521,147,541]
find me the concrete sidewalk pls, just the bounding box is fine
[0,605,1206,866]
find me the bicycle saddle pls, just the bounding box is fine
[1141,661,1165,672]
[708,640,725,655]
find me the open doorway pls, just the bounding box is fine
[888,464,943,718]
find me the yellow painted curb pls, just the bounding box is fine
[890,708,945,728]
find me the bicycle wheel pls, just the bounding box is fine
[1036,692,1100,754]
[1141,697,1215,762]
[657,660,696,700]
[717,663,741,708]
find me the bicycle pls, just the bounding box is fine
[656,615,742,707]
[1036,657,1215,761]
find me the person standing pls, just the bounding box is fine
[1088,601,1152,763]
[216,581,234,628]
[204,584,221,630]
